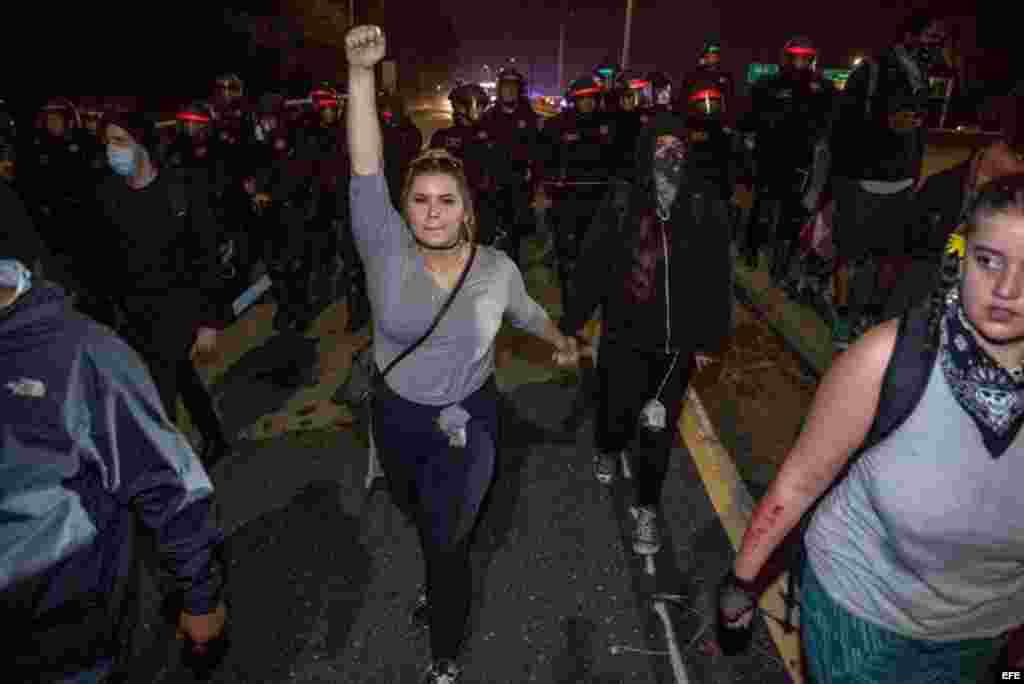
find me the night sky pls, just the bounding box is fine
[443,1,979,93]
[38,0,1003,100]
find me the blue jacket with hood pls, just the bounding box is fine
[1,280,224,670]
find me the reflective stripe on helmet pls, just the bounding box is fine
[689,88,722,101]
[176,111,211,124]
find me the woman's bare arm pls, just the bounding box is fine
[733,318,898,581]
[346,26,386,177]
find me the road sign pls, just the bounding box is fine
[746,63,779,85]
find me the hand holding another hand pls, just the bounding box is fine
[552,336,595,367]
[695,353,716,372]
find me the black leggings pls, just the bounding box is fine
[372,375,499,661]
[596,341,694,507]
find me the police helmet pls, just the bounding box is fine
[449,83,490,110]
[782,35,818,71]
[567,76,602,102]
[496,67,526,98]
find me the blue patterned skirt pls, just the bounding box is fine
[800,561,1008,683]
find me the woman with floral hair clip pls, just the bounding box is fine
[719,175,1024,682]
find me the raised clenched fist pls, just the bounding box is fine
[346,25,386,69]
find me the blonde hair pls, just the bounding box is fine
[399,148,477,243]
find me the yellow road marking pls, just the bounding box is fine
[680,388,806,682]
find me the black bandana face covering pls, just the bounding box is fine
[940,289,1024,458]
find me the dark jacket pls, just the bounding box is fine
[1,283,224,676]
[882,156,974,318]
[382,115,423,205]
[831,46,929,182]
[559,114,733,355]
[0,179,51,272]
[739,70,837,185]
[94,171,230,333]
[903,155,973,259]
[538,110,618,182]
[429,122,495,193]
[480,100,541,187]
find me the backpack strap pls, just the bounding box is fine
[856,302,937,457]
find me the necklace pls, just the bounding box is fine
[422,242,468,296]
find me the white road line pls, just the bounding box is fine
[623,449,690,683]
[654,600,693,684]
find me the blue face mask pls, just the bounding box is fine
[107,145,136,176]
[0,259,32,304]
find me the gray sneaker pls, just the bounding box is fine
[630,505,661,555]
[593,451,617,484]
[421,659,461,684]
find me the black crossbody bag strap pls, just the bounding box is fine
[379,243,478,379]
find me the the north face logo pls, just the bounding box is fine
[6,378,46,398]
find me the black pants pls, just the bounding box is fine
[596,340,694,507]
[372,375,499,661]
[119,299,224,444]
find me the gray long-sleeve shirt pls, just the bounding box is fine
[350,171,550,406]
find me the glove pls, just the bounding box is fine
[716,570,758,655]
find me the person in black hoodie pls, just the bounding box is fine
[93,112,233,469]
[559,112,732,555]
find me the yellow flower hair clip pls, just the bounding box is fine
[946,231,966,259]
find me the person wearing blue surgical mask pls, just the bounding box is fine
[106,143,136,177]
[105,125,156,188]
[94,114,234,470]
[0,258,31,308]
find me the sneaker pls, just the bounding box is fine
[421,658,461,684]
[630,505,661,555]
[593,451,617,484]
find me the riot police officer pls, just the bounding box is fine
[165,102,216,175]
[254,110,321,333]
[592,61,620,112]
[645,72,675,114]
[680,39,736,121]
[608,71,651,178]
[738,35,836,282]
[430,83,498,244]
[679,77,744,204]
[378,92,424,207]
[24,98,91,294]
[293,86,351,326]
[75,96,110,181]
[539,75,617,312]
[480,67,541,266]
